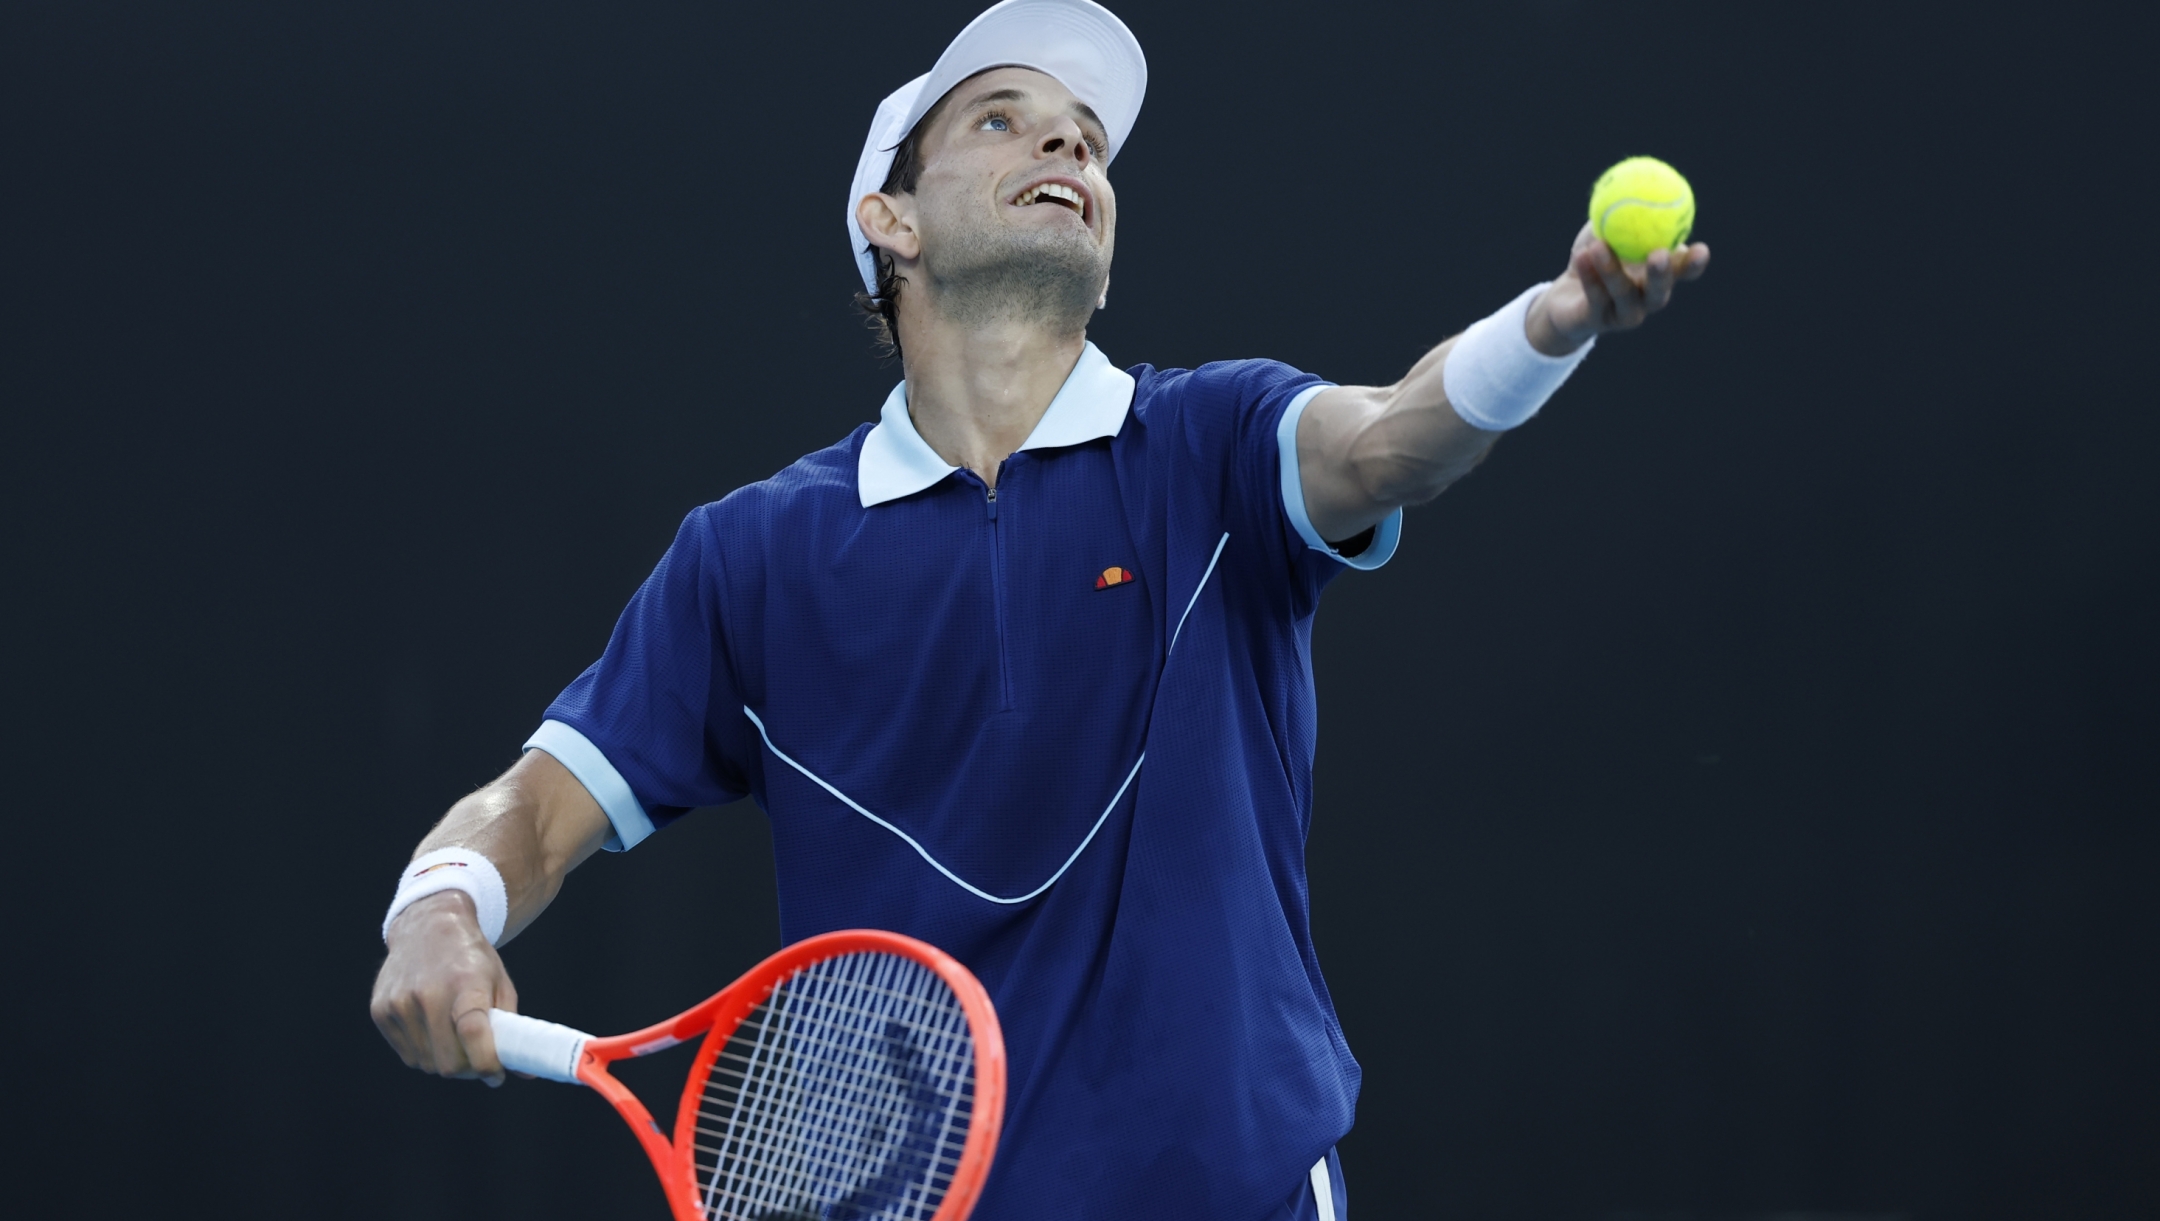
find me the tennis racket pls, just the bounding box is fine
[489,929,1005,1221]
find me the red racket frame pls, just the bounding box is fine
[563,929,1005,1221]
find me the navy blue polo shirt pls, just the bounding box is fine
[527,343,1401,1221]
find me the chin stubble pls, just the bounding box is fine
[924,213,1110,332]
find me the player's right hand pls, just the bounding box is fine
[371,889,520,1087]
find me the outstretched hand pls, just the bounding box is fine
[1526,223,1710,356]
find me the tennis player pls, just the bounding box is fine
[370,2,1708,1217]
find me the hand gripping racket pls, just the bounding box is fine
[489,930,1005,1221]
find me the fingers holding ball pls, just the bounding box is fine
[1581,156,1709,325]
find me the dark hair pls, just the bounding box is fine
[852,108,939,360]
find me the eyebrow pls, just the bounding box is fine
[956,87,1108,142]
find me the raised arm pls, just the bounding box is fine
[1296,225,1710,543]
[369,749,612,1086]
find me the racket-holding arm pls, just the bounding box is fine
[370,748,615,1087]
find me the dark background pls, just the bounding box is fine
[4,1,2153,1217]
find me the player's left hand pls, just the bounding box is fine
[1526,223,1710,356]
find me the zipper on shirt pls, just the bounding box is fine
[985,480,1012,710]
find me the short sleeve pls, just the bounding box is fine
[1275,384,1402,571]
[533,505,751,849]
[1144,359,1402,604]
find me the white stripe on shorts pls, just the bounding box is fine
[1310,1156,1337,1221]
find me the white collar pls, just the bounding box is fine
[857,341,1136,508]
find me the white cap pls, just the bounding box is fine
[844,0,1147,296]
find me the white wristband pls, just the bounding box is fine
[1441,283,1594,431]
[382,848,510,945]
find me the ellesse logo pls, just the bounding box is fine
[1095,566,1135,590]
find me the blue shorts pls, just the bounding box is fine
[1268,1148,1347,1221]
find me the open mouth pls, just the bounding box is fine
[1012,181,1088,221]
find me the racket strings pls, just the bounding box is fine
[695,959,975,1219]
[691,952,979,1221]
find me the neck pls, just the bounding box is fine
[896,304,1088,490]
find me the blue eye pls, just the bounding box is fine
[980,113,1011,132]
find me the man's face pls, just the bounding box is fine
[896,67,1117,324]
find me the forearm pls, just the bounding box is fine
[403,749,611,943]
[1306,335,1495,523]
[1298,225,1708,543]
[1301,294,1574,540]
[1326,285,1591,508]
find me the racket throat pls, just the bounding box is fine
[588,1070,707,1220]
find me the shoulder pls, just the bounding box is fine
[1129,358,1326,422]
[698,423,874,542]
[1125,359,1330,457]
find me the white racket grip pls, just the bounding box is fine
[489,1009,590,1084]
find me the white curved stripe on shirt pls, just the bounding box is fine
[745,532,1231,905]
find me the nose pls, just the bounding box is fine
[1036,115,1092,168]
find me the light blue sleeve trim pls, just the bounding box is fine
[523,720,654,852]
[1276,383,1403,571]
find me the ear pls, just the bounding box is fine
[1096,276,1110,311]
[856,192,921,264]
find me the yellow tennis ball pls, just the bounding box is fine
[1588,156,1695,263]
